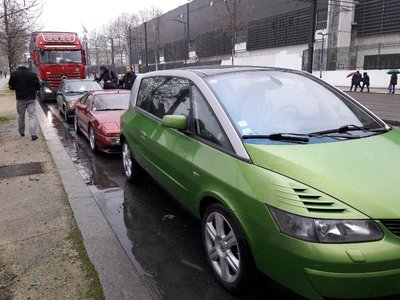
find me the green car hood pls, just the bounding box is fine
[244,129,400,219]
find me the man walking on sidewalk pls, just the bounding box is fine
[8,60,41,140]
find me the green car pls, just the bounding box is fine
[120,66,400,299]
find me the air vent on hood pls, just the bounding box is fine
[274,182,347,213]
[380,220,400,237]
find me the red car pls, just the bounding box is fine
[74,90,130,152]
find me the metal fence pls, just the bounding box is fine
[303,42,400,71]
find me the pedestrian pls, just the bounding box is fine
[390,73,398,94]
[4,71,7,78]
[8,60,41,140]
[350,71,362,92]
[94,64,118,89]
[360,72,370,92]
[119,65,137,90]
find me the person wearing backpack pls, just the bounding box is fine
[94,64,118,89]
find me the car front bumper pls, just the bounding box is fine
[95,132,121,152]
[240,215,400,299]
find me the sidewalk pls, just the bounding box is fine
[0,90,100,298]
[337,86,400,126]
[0,81,151,299]
[1,77,399,299]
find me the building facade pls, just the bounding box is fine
[133,0,400,88]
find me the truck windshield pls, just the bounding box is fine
[41,50,82,64]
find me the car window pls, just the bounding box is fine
[83,94,93,107]
[206,70,383,137]
[92,93,130,111]
[78,94,88,104]
[61,82,70,93]
[192,86,232,151]
[63,81,102,93]
[137,76,190,119]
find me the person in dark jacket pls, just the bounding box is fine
[350,71,362,92]
[390,73,398,94]
[361,72,370,92]
[8,60,41,140]
[94,64,118,89]
[119,65,136,90]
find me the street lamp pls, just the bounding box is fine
[128,25,133,68]
[171,17,188,66]
[171,1,192,66]
[318,32,328,79]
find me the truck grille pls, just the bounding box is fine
[47,74,82,89]
[380,220,400,237]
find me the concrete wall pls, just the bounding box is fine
[219,43,392,89]
[221,44,306,69]
[319,69,391,89]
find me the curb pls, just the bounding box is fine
[35,101,152,300]
[384,119,400,127]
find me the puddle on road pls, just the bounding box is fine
[41,103,275,300]
[40,103,162,298]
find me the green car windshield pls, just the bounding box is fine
[206,70,384,138]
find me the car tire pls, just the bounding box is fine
[74,116,81,135]
[122,140,143,182]
[37,90,43,102]
[202,203,254,293]
[63,106,69,123]
[89,124,97,152]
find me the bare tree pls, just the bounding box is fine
[0,0,42,71]
[211,0,249,65]
[138,6,162,70]
[83,4,162,74]
[113,13,140,70]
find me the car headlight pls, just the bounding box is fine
[67,102,76,109]
[43,87,52,93]
[268,206,383,243]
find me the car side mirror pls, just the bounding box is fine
[77,104,88,112]
[162,115,187,130]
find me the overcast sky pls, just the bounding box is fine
[40,0,188,34]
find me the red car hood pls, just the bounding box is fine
[92,110,125,131]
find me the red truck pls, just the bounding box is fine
[29,31,87,101]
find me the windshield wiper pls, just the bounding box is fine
[67,90,85,93]
[242,133,309,143]
[309,124,387,137]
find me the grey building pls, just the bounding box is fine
[132,0,400,80]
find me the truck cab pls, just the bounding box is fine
[29,31,87,101]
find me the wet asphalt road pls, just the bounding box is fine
[40,102,286,300]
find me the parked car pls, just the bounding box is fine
[74,90,130,152]
[120,66,400,299]
[56,79,102,122]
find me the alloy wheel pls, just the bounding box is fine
[122,142,133,179]
[204,211,240,284]
[89,126,96,151]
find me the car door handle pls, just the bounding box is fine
[140,131,147,140]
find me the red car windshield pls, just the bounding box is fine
[92,93,130,111]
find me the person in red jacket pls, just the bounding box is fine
[8,60,41,140]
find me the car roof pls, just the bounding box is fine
[90,89,130,95]
[139,65,305,78]
[61,79,97,82]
